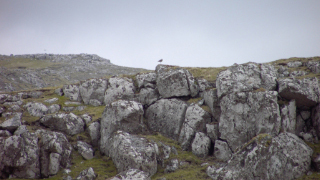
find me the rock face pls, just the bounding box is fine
[107,131,158,176]
[24,102,48,117]
[80,78,108,106]
[0,112,22,132]
[100,100,145,155]
[203,88,221,121]
[280,100,296,133]
[312,104,320,138]
[207,133,313,180]
[76,167,96,180]
[104,77,136,105]
[76,141,94,160]
[214,140,232,161]
[191,132,211,158]
[63,84,82,102]
[156,65,199,98]
[145,99,188,140]
[136,72,157,89]
[219,91,281,152]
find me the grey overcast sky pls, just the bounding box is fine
[0,0,319,70]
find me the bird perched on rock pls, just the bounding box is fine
[158,59,163,63]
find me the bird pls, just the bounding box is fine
[158,59,163,63]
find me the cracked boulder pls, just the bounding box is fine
[104,77,136,105]
[145,98,188,140]
[79,78,108,106]
[203,88,221,121]
[207,133,313,180]
[219,91,281,152]
[76,141,94,160]
[87,121,100,147]
[155,64,199,98]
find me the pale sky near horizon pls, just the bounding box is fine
[0,0,319,70]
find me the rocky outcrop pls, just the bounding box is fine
[207,133,313,180]
[80,78,108,106]
[136,72,157,89]
[104,77,136,105]
[203,88,220,121]
[214,140,232,161]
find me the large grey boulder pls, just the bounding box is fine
[219,91,281,152]
[207,133,313,180]
[100,100,145,155]
[87,121,100,147]
[136,72,157,89]
[278,77,320,108]
[280,99,296,133]
[179,104,211,150]
[0,112,22,132]
[40,113,85,136]
[107,131,158,176]
[24,102,48,117]
[203,88,221,121]
[109,169,151,180]
[63,84,82,101]
[216,63,277,98]
[104,77,136,105]
[79,78,108,106]
[214,140,232,161]
[145,98,188,140]
[155,65,199,98]
[0,130,40,179]
[191,132,211,158]
[76,141,94,160]
[35,129,72,178]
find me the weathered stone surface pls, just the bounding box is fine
[136,72,157,89]
[36,129,72,178]
[80,78,108,106]
[296,110,311,135]
[87,121,100,147]
[219,91,281,152]
[179,104,211,150]
[76,167,96,180]
[165,159,179,173]
[134,88,159,106]
[307,61,320,74]
[0,112,22,132]
[145,98,188,140]
[0,130,40,179]
[278,77,320,108]
[280,99,296,133]
[155,65,199,98]
[312,154,320,171]
[287,61,303,68]
[206,123,219,142]
[0,130,12,137]
[198,78,213,97]
[109,169,151,180]
[55,88,64,96]
[216,63,277,98]
[76,141,94,160]
[191,132,211,158]
[203,88,220,121]
[40,113,85,136]
[207,133,313,180]
[107,131,157,176]
[104,77,136,105]
[312,104,320,138]
[81,114,92,125]
[63,84,82,101]
[24,102,48,117]
[13,125,28,136]
[47,104,61,114]
[214,140,232,161]
[100,100,145,155]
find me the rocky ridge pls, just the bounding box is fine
[0,56,320,179]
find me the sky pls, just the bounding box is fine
[0,0,319,70]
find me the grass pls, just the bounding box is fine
[185,67,228,83]
[0,57,61,70]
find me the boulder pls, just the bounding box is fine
[55,88,64,96]
[0,130,40,179]
[191,132,211,158]
[216,63,277,98]
[165,159,179,173]
[47,104,61,114]
[79,78,108,106]
[179,104,211,150]
[87,121,100,147]
[24,102,48,117]
[40,113,85,136]
[280,99,296,133]
[136,72,157,89]
[131,87,160,106]
[219,91,281,152]
[76,141,94,160]
[206,123,219,142]
[155,65,199,98]
[108,169,151,180]
[35,129,72,178]
[207,133,313,180]
[145,98,188,140]
[312,104,320,138]
[76,167,96,180]
[81,114,92,125]
[13,125,28,136]
[100,100,145,155]
[307,61,320,74]
[63,84,82,101]
[214,140,232,161]
[0,112,22,132]
[197,78,213,97]
[20,91,42,99]
[104,77,136,105]
[278,77,320,108]
[107,131,158,176]
[203,88,221,121]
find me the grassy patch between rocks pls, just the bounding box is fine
[185,66,228,83]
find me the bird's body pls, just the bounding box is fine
[158,59,163,63]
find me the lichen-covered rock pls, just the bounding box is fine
[76,167,96,180]
[216,63,277,98]
[135,88,159,106]
[191,132,211,158]
[214,140,232,161]
[24,102,48,117]
[155,65,199,98]
[203,88,220,121]
[165,159,179,173]
[80,78,108,106]
[47,104,60,114]
[278,77,320,108]
[40,113,85,136]
[287,61,303,68]
[76,141,94,160]
[207,133,313,180]
[100,100,145,155]
[104,77,136,105]
[307,61,320,74]
[145,98,188,140]
[35,129,72,178]
[206,123,219,142]
[44,97,58,104]
[136,72,157,89]
[0,112,22,132]
[63,84,82,101]
[55,88,64,96]
[81,114,92,125]
[280,99,296,133]
[219,91,281,152]
[107,131,158,176]
[108,169,151,180]
[179,104,211,150]
[197,78,213,97]
[87,121,100,147]
[0,130,40,179]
